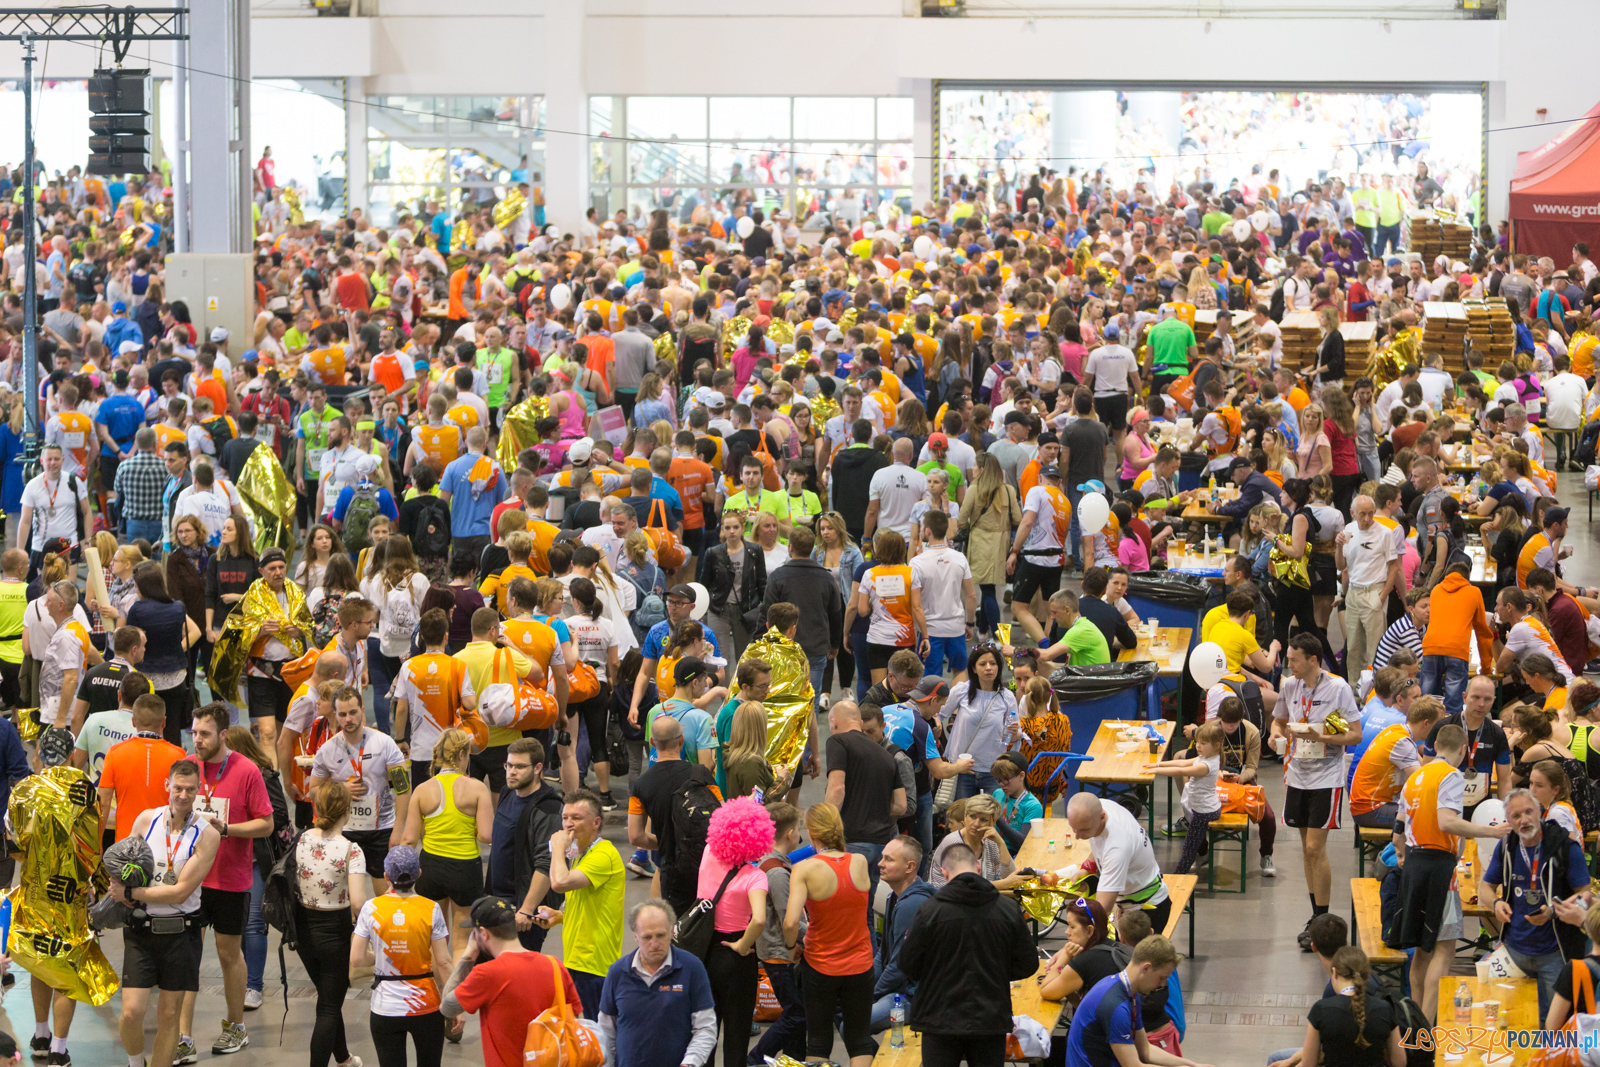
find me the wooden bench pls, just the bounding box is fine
[1204,813,1249,894]
[1356,826,1391,878]
[1162,873,1198,958]
[1350,877,1409,984]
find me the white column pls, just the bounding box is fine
[187,0,237,252]
[541,2,588,234]
[911,78,933,209]
[345,79,368,217]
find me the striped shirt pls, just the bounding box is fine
[1373,615,1423,670]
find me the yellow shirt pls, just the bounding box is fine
[1203,613,1259,680]
[478,563,539,617]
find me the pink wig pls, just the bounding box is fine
[707,795,776,868]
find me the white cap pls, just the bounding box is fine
[210,326,231,342]
[354,453,382,477]
[704,392,726,410]
[601,220,618,231]
[775,210,792,221]
[811,317,832,332]
[911,293,934,307]
[118,340,143,355]
[567,438,595,463]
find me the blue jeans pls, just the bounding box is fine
[1268,1050,1298,1065]
[846,841,885,924]
[807,654,828,776]
[368,636,397,733]
[1065,487,1084,567]
[954,771,1000,801]
[851,631,871,701]
[1374,223,1401,258]
[1507,944,1566,1023]
[977,584,1001,635]
[924,635,968,679]
[870,992,903,1034]
[914,791,934,878]
[245,862,267,993]
[1419,654,1468,716]
[125,518,162,549]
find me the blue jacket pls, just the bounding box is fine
[1214,471,1279,521]
[102,316,143,356]
[601,949,714,1067]
[874,877,935,999]
[0,717,29,813]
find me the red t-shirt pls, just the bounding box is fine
[335,272,370,312]
[454,952,581,1067]
[187,751,273,892]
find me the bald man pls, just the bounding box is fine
[1067,792,1172,931]
[864,438,928,542]
[825,700,906,904]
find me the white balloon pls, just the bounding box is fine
[1249,211,1269,232]
[736,216,755,239]
[913,235,936,260]
[689,582,711,621]
[1076,493,1110,536]
[1188,642,1229,690]
[549,283,571,311]
[1471,799,1507,827]
[1231,220,1252,242]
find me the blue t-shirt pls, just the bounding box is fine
[641,619,720,661]
[882,702,939,769]
[1482,834,1588,957]
[95,394,146,457]
[332,481,399,525]
[439,452,507,538]
[533,613,572,645]
[850,560,873,634]
[647,697,714,767]
[995,787,1044,828]
[1068,972,1143,1067]
[1346,698,1406,789]
[431,214,452,255]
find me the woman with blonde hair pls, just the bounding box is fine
[106,543,146,619]
[1188,265,1217,310]
[929,794,1021,889]
[1295,404,1333,480]
[0,390,25,548]
[401,726,492,961]
[724,701,791,798]
[957,452,1022,640]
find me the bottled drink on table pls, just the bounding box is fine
[891,994,906,1048]
[1452,982,1472,1024]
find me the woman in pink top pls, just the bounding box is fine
[1295,403,1333,480]
[1119,407,1158,489]
[1058,320,1089,384]
[731,323,767,391]
[696,795,773,1067]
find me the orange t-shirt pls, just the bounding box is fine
[369,353,411,407]
[49,411,94,474]
[99,735,188,842]
[527,520,559,574]
[413,423,461,474]
[446,404,480,432]
[581,335,615,391]
[194,374,228,415]
[154,422,187,451]
[448,268,476,320]
[1402,761,1461,854]
[501,617,561,677]
[667,456,714,531]
[306,345,348,387]
[480,564,539,617]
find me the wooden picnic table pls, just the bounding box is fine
[871,959,1067,1066]
[1013,818,1089,873]
[1435,975,1541,1065]
[1180,502,1231,524]
[1117,627,1193,678]
[1076,720,1179,839]
[1459,838,1494,919]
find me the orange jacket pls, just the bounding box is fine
[1420,572,1495,664]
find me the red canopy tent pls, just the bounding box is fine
[1510,102,1600,261]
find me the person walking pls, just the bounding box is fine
[351,846,451,1067]
[696,796,773,1067]
[598,899,717,1067]
[401,727,493,978]
[293,779,369,1067]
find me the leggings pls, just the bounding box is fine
[568,684,612,767]
[296,905,355,1067]
[370,1009,444,1067]
[1273,580,1341,677]
[705,935,761,1067]
[922,1031,1008,1067]
[802,963,875,1061]
[1175,807,1221,874]
[977,583,1001,636]
[850,631,871,701]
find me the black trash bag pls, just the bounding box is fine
[90,834,154,932]
[1048,660,1159,700]
[1124,571,1211,609]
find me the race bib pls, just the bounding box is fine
[255,423,276,447]
[194,794,229,828]
[62,432,84,449]
[1293,739,1327,761]
[875,573,907,598]
[346,784,378,831]
[1462,769,1490,807]
[487,361,505,385]
[307,446,327,473]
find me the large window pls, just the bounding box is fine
[366,96,543,227]
[590,95,914,227]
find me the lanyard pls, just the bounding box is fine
[163,809,191,873]
[341,732,366,779]
[200,755,227,804]
[43,476,59,510]
[1522,840,1542,887]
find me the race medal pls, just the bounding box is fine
[162,870,177,886]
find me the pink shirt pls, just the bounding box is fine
[1118,533,1150,571]
[697,856,770,933]
[188,751,273,892]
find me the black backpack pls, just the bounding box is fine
[204,415,235,450]
[1382,991,1433,1067]
[668,763,722,877]
[260,828,304,944]
[1227,281,1249,311]
[413,495,452,559]
[1268,282,1286,324]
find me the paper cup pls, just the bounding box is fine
[1030,818,1044,836]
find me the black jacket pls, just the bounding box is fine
[829,445,890,536]
[704,540,766,615]
[763,556,844,658]
[897,872,1037,1035]
[511,782,566,913]
[1214,470,1280,521]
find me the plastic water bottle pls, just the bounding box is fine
[890,994,906,1048]
[1047,838,1057,854]
[1453,982,1472,1024]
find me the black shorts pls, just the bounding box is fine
[1309,553,1338,597]
[1094,393,1130,432]
[247,673,293,723]
[344,827,394,877]
[470,743,510,794]
[414,853,483,909]
[866,642,910,673]
[1012,559,1064,603]
[201,886,250,936]
[1282,785,1343,830]
[1391,847,1456,952]
[123,921,204,992]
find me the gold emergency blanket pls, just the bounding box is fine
[729,628,814,775]
[235,444,298,556]
[1013,873,1075,926]
[496,395,549,471]
[493,189,526,231]
[5,766,116,1005]
[283,186,304,226]
[209,578,314,706]
[1323,711,1351,736]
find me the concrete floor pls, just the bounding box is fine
[18,468,1600,1067]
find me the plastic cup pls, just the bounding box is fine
[1030,818,1044,837]
[1482,999,1500,1029]
[1272,736,1288,756]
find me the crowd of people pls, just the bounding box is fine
[0,147,1595,1067]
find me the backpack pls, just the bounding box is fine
[1381,991,1435,1067]
[260,829,306,941]
[667,763,721,877]
[203,415,235,450]
[413,495,451,559]
[1268,282,1286,324]
[1227,281,1249,311]
[630,563,667,634]
[310,590,347,648]
[1575,420,1600,468]
[381,578,420,646]
[343,483,383,551]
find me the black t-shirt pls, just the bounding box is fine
[74,659,132,718]
[741,228,774,261]
[1554,957,1600,1005]
[825,728,899,846]
[629,758,697,866]
[1079,596,1132,652]
[1425,714,1511,779]
[149,357,193,393]
[220,437,262,485]
[1305,993,1396,1067]
[564,500,602,532]
[1061,418,1109,483]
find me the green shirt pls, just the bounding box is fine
[296,404,343,477]
[561,838,625,977]
[725,488,789,539]
[1201,211,1231,237]
[774,489,822,530]
[284,326,311,354]
[917,459,966,492]
[1148,317,1197,370]
[714,695,741,793]
[1062,616,1110,666]
[481,346,517,408]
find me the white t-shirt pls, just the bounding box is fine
[1083,344,1139,397]
[1505,619,1575,682]
[1182,753,1222,815]
[366,571,432,659]
[1020,485,1068,561]
[354,896,448,1017]
[173,482,245,548]
[310,727,408,831]
[1417,367,1454,410]
[21,472,89,551]
[74,708,135,784]
[909,545,972,638]
[319,445,367,509]
[1340,519,1400,587]
[1088,799,1168,903]
[41,621,92,709]
[1274,670,1360,790]
[867,463,928,541]
[579,525,630,572]
[1375,380,1405,427]
[1544,372,1588,431]
[565,612,617,667]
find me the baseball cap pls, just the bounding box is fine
[110,301,127,314]
[927,431,949,449]
[1077,479,1106,494]
[1102,324,1120,340]
[209,326,230,342]
[355,453,382,477]
[908,677,950,702]
[1038,464,1061,479]
[384,845,422,886]
[667,584,701,605]
[1225,455,1252,473]
[552,328,574,341]
[567,438,595,464]
[43,536,72,556]
[1385,257,1402,268]
[458,895,520,929]
[1545,506,1571,527]
[673,655,713,686]
[704,392,726,410]
[826,329,844,343]
[118,340,142,355]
